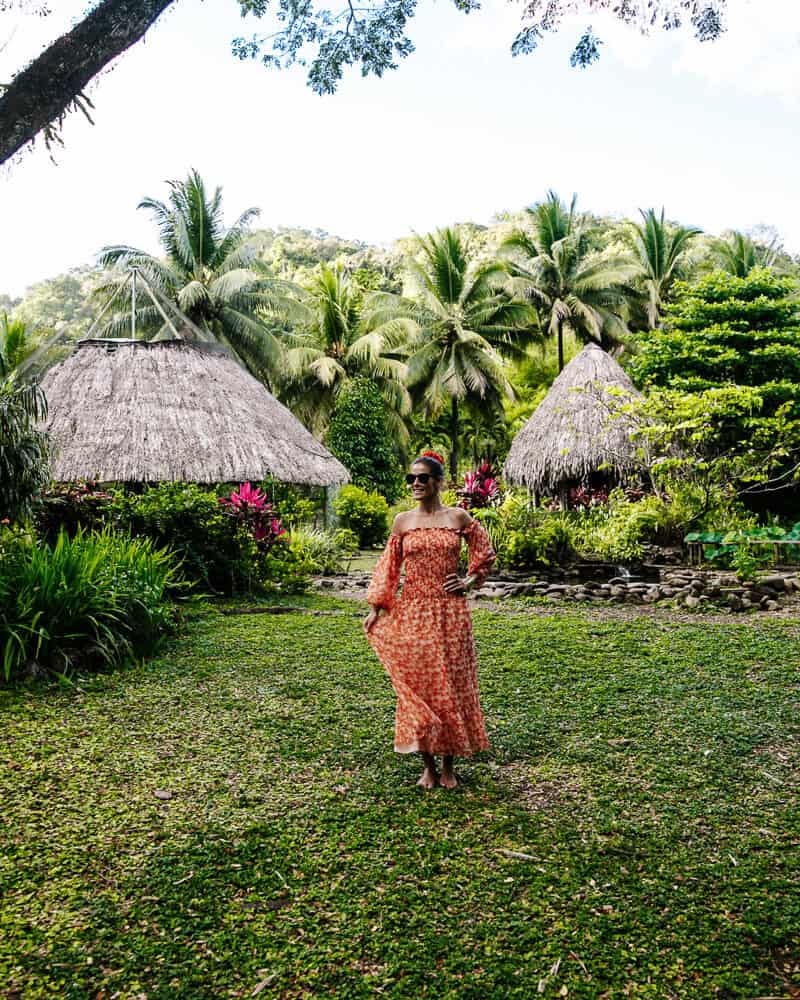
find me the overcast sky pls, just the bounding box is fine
[1,0,799,297]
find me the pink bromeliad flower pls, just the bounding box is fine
[220,483,287,550]
[220,481,269,511]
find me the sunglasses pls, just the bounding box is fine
[406,473,433,485]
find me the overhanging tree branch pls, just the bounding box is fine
[0,0,176,165]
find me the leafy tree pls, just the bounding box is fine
[13,268,100,339]
[627,269,800,506]
[513,1,727,65]
[624,208,702,329]
[325,376,404,501]
[0,325,49,521]
[385,227,536,479]
[501,191,635,372]
[0,0,728,165]
[97,170,297,379]
[280,262,412,438]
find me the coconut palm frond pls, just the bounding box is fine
[309,354,345,388]
[178,280,212,314]
[218,306,284,372]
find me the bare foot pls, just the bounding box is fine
[439,767,458,790]
[416,766,439,789]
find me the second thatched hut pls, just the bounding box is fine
[503,342,642,504]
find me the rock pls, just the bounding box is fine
[764,600,781,611]
[728,594,744,611]
[659,586,675,599]
[609,586,626,598]
[642,589,660,603]
[740,597,752,610]
[760,575,786,591]
[684,595,701,608]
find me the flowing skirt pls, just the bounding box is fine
[368,593,490,756]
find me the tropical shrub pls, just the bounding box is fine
[570,491,667,562]
[37,481,115,539]
[503,517,574,569]
[109,484,239,592]
[333,485,389,547]
[111,483,302,595]
[457,461,501,509]
[288,525,358,575]
[219,482,286,551]
[325,377,404,502]
[471,498,573,570]
[0,526,181,682]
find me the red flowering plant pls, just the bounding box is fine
[219,482,287,552]
[568,485,610,509]
[457,461,502,510]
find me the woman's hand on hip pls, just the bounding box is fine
[443,573,469,596]
[363,608,381,634]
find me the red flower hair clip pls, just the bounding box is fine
[422,450,445,465]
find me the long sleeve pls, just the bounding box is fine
[465,520,496,588]
[367,532,403,610]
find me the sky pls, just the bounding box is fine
[1,0,799,297]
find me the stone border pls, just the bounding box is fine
[316,566,800,613]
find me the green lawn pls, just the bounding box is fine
[2,597,799,999]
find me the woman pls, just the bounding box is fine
[363,450,495,789]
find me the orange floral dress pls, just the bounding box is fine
[366,521,496,756]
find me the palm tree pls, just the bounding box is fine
[280,262,413,440]
[0,322,49,520]
[501,191,635,372]
[624,208,702,329]
[97,170,299,379]
[382,227,537,479]
[713,230,779,277]
[0,314,34,371]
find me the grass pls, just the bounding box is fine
[1,596,799,999]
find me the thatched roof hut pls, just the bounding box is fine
[41,339,350,486]
[504,343,642,494]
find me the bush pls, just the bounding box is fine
[0,526,181,682]
[37,481,115,540]
[471,498,574,570]
[288,525,358,575]
[109,484,240,593]
[333,485,389,547]
[572,491,666,563]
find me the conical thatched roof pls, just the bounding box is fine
[41,340,350,486]
[504,343,642,493]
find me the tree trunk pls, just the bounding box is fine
[557,318,565,373]
[0,0,176,166]
[449,396,459,482]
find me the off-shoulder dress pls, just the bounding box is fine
[365,520,496,756]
